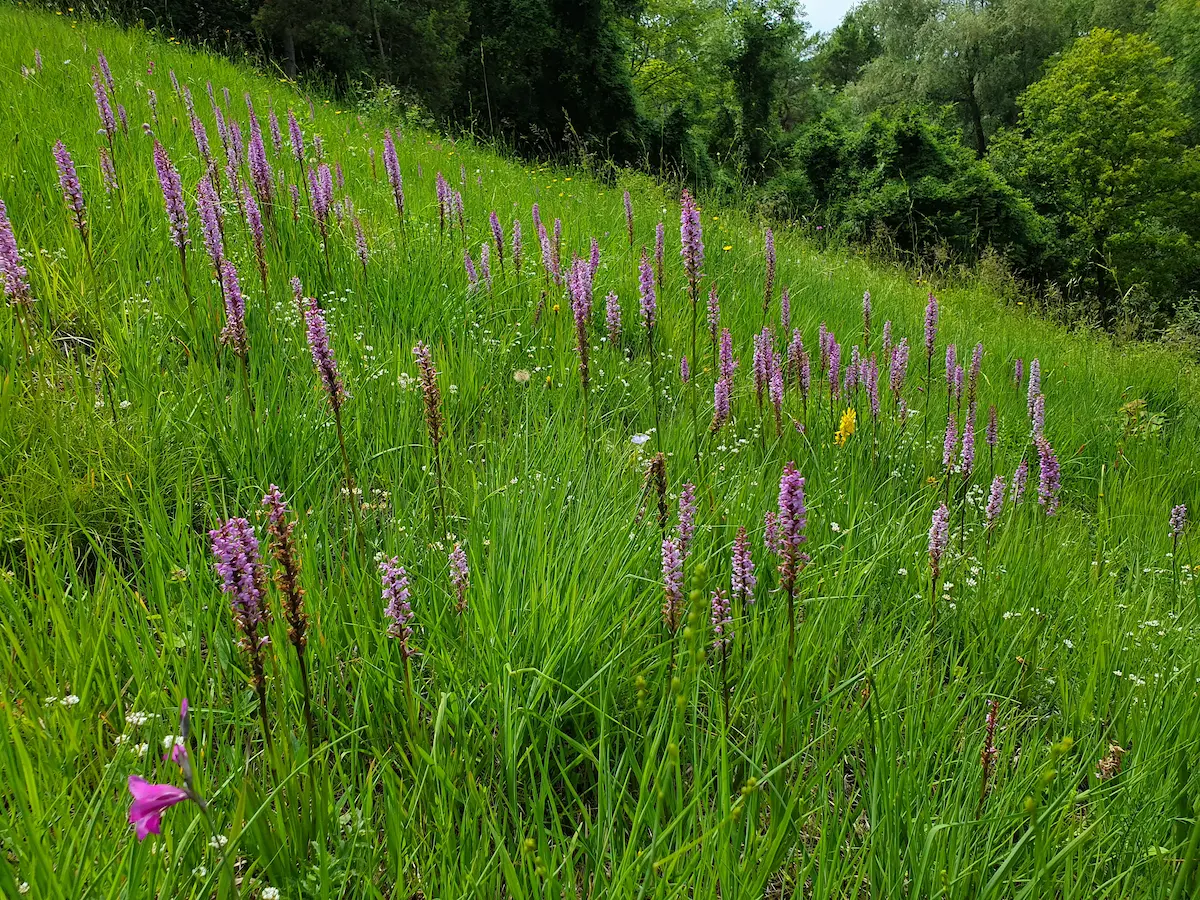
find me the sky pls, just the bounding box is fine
[805,0,860,34]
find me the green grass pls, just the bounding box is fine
[2,6,1200,897]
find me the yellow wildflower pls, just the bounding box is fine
[834,408,856,447]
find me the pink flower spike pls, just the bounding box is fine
[127,775,190,840]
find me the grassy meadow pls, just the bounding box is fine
[1,6,1200,897]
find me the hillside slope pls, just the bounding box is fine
[1,7,1199,897]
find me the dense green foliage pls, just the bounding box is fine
[994,29,1200,330]
[4,8,1200,897]
[764,108,1054,274]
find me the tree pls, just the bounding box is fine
[727,0,805,175]
[852,0,1067,156]
[998,29,1200,328]
[458,0,644,160]
[1153,0,1200,129]
[811,8,882,90]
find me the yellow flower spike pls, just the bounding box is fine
[834,408,856,447]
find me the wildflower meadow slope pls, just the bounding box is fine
[1,6,1199,898]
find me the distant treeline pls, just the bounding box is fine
[45,0,1200,339]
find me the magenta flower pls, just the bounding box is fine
[986,405,998,450]
[381,556,416,656]
[924,294,939,361]
[92,68,116,139]
[763,227,775,312]
[1170,504,1187,539]
[776,463,809,594]
[786,329,803,383]
[731,525,756,604]
[945,344,957,391]
[866,356,880,421]
[753,326,772,406]
[943,413,958,471]
[99,147,117,194]
[719,328,736,382]
[210,516,269,634]
[303,297,345,411]
[128,777,189,841]
[862,290,872,344]
[569,258,591,392]
[127,699,203,841]
[638,249,656,332]
[764,510,781,556]
[153,141,188,250]
[712,374,731,432]
[661,536,683,632]
[228,121,244,167]
[882,319,893,359]
[464,249,479,292]
[1031,393,1045,437]
[538,218,554,282]
[844,344,861,397]
[678,482,696,559]
[0,197,33,309]
[960,412,976,477]
[929,503,950,578]
[985,476,1005,530]
[711,588,732,653]
[827,339,841,400]
[1035,434,1061,515]
[97,50,115,95]
[53,141,87,234]
[797,344,811,404]
[680,354,690,385]
[605,291,621,344]
[436,173,451,229]
[480,243,492,292]
[1012,458,1029,504]
[680,189,704,302]
[383,129,404,219]
[268,102,283,155]
[588,237,600,280]
[218,260,248,356]
[449,542,469,613]
[248,119,273,210]
[243,185,265,278]
[1014,358,1024,390]
[288,108,305,164]
[889,338,909,399]
[354,217,369,270]
[414,341,444,448]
